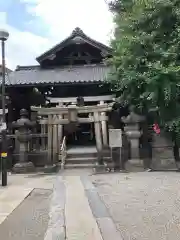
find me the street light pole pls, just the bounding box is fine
[1,39,6,123]
[0,29,9,186]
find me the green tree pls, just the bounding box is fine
[108,0,180,141]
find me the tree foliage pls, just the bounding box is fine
[108,0,180,140]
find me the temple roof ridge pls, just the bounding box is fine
[16,65,40,71]
[15,63,107,72]
[71,27,85,36]
[36,27,112,63]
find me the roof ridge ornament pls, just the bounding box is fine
[72,27,85,36]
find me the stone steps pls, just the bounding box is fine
[66,157,97,164]
[64,146,111,169]
[67,153,97,160]
[65,163,96,169]
[65,147,98,169]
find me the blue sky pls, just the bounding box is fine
[0,0,113,69]
[0,0,48,37]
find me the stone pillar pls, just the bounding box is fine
[52,115,58,162]
[41,120,46,150]
[44,114,57,173]
[88,113,94,140]
[99,101,108,147]
[94,112,103,152]
[94,111,103,165]
[47,114,53,164]
[58,102,63,145]
[58,115,63,144]
[122,107,144,162]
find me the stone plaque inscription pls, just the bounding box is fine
[109,129,122,148]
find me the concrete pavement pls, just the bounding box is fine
[0,170,120,240]
[0,188,52,240]
[91,171,180,240]
[0,173,56,225]
[44,171,121,240]
[1,170,180,240]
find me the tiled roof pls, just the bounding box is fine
[2,64,110,86]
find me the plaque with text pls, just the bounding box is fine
[109,129,122,148]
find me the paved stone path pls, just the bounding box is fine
[0,188,52,240]
[0,170,121,240]
[44,171,122,240]
[0,173,56,225]
[91,171,180,240]
[2,170,180,240]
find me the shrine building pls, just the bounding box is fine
[4,27,115,150]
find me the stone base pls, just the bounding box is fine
[13,162,35,174]
[43,164,58,173]
[93,162,106,174]
[151,158,177,170]
[93,162,128,174]
[175,161,180,171]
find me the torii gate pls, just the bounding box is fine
[31,103,112,162]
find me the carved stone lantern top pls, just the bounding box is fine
[122,106,145,124]
[11,109,36,144]
[12,109,36,131]
[121,106,145,140]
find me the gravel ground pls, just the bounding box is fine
[0,188,52,240]
[91,172,180,240]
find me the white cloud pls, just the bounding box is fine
[1,0,114,69]
[22,0,114,44]
[0,12,50,70]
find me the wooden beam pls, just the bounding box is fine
[47,95,115,103]
[39,115,108,125]
[31,105,112,115]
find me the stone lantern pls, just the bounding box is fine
[12,109,36,173]
[122,106,145,160]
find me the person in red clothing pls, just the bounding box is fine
[153,123,161,134]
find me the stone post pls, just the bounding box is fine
[31,111,39,150]
[58,115,63,144]
[52,115,58,162]
[47,114,53,164]
[122,106,144,162]
[94,111,103,165]
[44,114,57,173]
[12,109,36,173]
[99,101,108,147]
[41,119,46,150]
[58,102,63,145]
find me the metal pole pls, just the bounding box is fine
[1,39,7,186]
[2,40,5,122]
